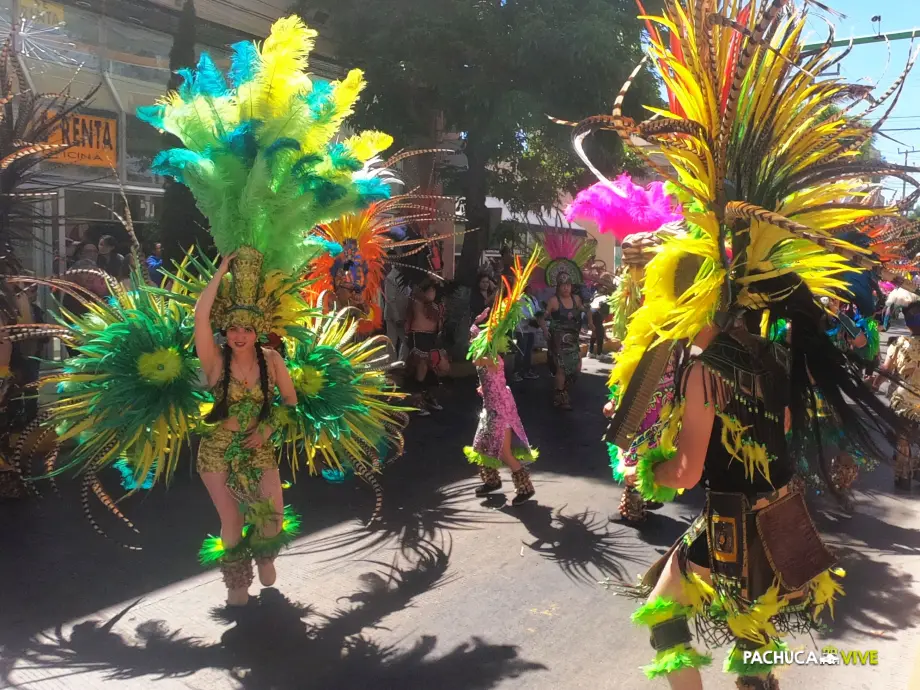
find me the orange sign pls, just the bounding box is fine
[45,113,118,168]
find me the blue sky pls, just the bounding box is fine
[802,1,920,200]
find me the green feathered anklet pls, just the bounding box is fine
[198,532,251,566]
[634,448,679,503]
[633,597,710,679]
[463,446,542,469]
[642,644,712,679]
[249,505,302,560]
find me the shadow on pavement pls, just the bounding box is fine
[289,481,512,561]
[820,508,920,557]
[7,540,547,689]
[0,368,619,662]
[629,511,694,548]
[820,545,920,641]
[501,502,647,585]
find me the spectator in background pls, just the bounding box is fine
[499,245,516,288]
[882,275,919,331]
[469,271,495,321]
[406,280,448,416]
[383,266,410,362]
[589,288,610,358]
[71,241,98,270]
[97,235,125,279]
[66,243,108,310]
[67,222,89,245]
[146,242,166,286]
[512,284,542,382]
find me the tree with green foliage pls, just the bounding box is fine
[298,0,659,283]
[157,0,211,266]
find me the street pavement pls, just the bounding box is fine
[3,333,920,689]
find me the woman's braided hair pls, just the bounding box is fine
[205,337,272,424]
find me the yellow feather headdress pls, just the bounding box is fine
[564,0,919,394]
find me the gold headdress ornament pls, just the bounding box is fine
[214,246,270,332]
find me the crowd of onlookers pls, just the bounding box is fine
[52,224,171,314]
[57,223,169,284]
[380,246,615,415]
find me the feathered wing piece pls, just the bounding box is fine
[275,303,409,480]
[3,180,202,546]
[137,15,395,330]
[565,174,682,242]
[468,248,543,361]
[531,230,596,290]
[5,264,207,548]
[565,0,918,398]
[26,266,206,485]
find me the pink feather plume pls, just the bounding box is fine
[542,231,581,260]
[565,174,682,242]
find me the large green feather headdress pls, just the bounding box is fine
[138,15,394,330]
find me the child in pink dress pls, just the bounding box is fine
[464,321,538,505]
[463,251,542,505]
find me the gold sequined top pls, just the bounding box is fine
[889,336,920,422]
[214,369,276,429]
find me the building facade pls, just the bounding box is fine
[7,0,341,277]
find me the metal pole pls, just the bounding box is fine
[803,28,920,52]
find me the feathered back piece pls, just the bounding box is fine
[532,230,596,289]
[567,0,919,395]
[306,190,463,330]
[565,174,682,242]
[468,248,543,361]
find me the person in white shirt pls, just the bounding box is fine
[383,267,410,362]
[883,277,920,331]
[512,285,542,382]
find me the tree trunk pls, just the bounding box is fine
[456,133,489,286]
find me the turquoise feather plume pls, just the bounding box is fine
[137,15,395,275]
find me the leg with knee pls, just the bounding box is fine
[633,551,710,690]
[201,472,251,606]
